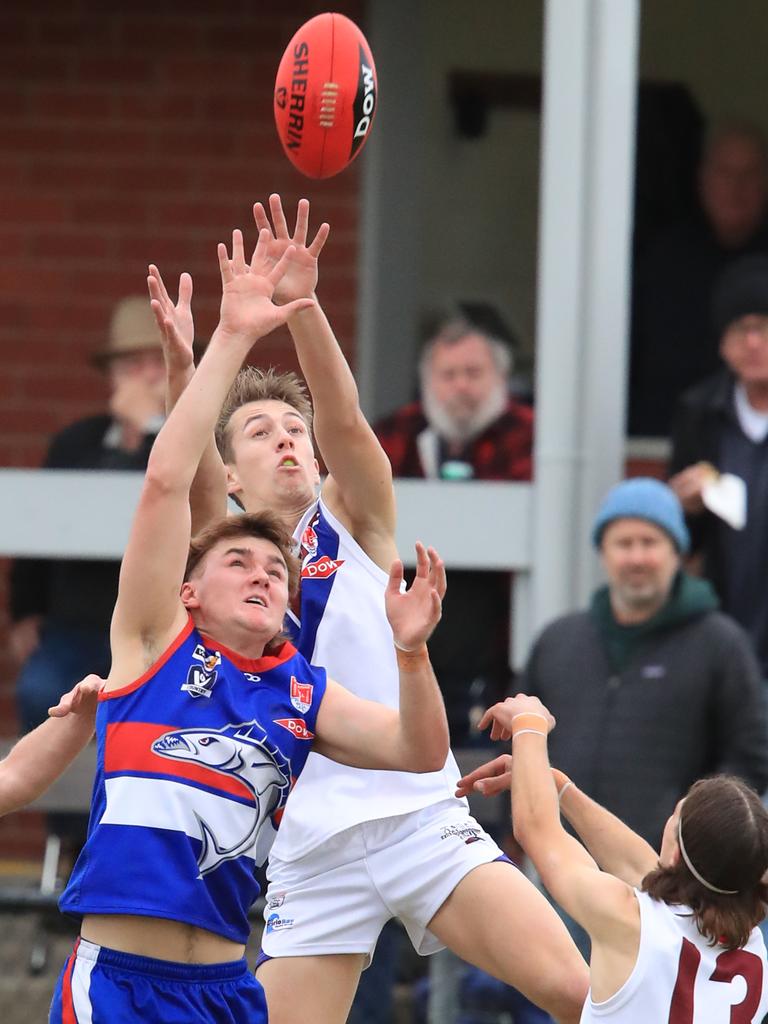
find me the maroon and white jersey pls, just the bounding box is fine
[582,890,768,1023]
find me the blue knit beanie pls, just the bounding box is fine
[592,478,690,553]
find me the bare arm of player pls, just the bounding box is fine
[312,543,449,772]
[0,676,101,817]
[481,696,641,988]
[147,264,230,533]
[253,195,397,567]
[558,782,659,887]
[109,232,315,688]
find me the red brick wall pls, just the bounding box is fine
[0,1,364,852]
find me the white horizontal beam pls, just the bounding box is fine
[0,470,533,571]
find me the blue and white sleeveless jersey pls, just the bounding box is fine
[270,496,462,863]
[59,616,326,944]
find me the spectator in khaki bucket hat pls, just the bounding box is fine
[9,296,167,864]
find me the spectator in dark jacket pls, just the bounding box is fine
[458,478,768,960]
[630,122,768,436]
[10,296,166,732]
[521,477,768,849]
[375,317,533,745]
[669,254,768,675]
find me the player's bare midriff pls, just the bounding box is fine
[80,914,245,964]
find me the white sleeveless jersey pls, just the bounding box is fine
[582,890,768,1023]
[269,497,464,862]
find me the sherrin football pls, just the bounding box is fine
[274,12,377,179]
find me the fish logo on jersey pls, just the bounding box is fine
[152,720,291,875]
[181,645,222,699]
[290,676,314,714]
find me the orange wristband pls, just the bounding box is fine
[511,712,549,739]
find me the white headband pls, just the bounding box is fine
[678,818,738,895]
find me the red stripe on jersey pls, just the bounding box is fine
[60,938,80,1024]
[104,722,254,802]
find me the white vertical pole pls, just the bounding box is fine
[530,0,639,637]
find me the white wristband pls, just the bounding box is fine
[558,780,574,803]
[511,728,548,740]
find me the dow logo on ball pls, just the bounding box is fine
[274,12,378,180]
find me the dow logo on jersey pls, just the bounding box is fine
[274,718,314,740]
[302,555,344,579]
[152,721,291,875]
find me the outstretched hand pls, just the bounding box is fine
[252,194,329,304]
[48,675,105,719]
[147,266,195,374]
[385,543,444,653]
[455,753,513,799]
[216,228,315,342]
[477,693,556,742]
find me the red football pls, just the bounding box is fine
[274,12,377,180]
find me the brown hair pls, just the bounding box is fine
[215,367,314,465]
[185,511,299,599]
[642,776,768,949]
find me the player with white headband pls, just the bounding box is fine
[467,692,768,1023]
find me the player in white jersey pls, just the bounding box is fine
[471,693,768,1024]
[148,196,588,1024]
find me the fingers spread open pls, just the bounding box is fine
[231,228,247,273]
[178,272,193,304]
[267,243,297,286]
[387,558,405,594]
[413,540,428,577]
[217,242,233,284]
[269,193,290,238]
[308,221,330,258]
[293,197,310,245]
[253,201,271,235]
[147,264,172,307]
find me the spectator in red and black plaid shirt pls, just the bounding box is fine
[374,318,533,481]
[373,318,533,747]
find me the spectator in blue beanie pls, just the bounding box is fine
[458,476,768,958]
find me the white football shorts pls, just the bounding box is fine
[260,798,510,966]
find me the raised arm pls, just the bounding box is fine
[110,232,314,684]
[253,195,396,560]
[0,677,101,817]
[147,265,230,532]
[556,779,659,887]
[313,543,449,772]
[480,694,641,947]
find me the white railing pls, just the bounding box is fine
[0,470,534,665]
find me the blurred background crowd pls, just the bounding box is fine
[3,1,768,1022]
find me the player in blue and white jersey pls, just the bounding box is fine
[50,229,449,1024]
[149,196,588,1024]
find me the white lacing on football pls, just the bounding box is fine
[319,82,339,127]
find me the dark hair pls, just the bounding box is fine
[215,367,314,464]
[642,776,768,950]
[185,511,299,600]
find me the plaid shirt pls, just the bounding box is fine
[374,399,534,480]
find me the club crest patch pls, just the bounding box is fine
[290,676,314,714]
[181,645,221,699]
